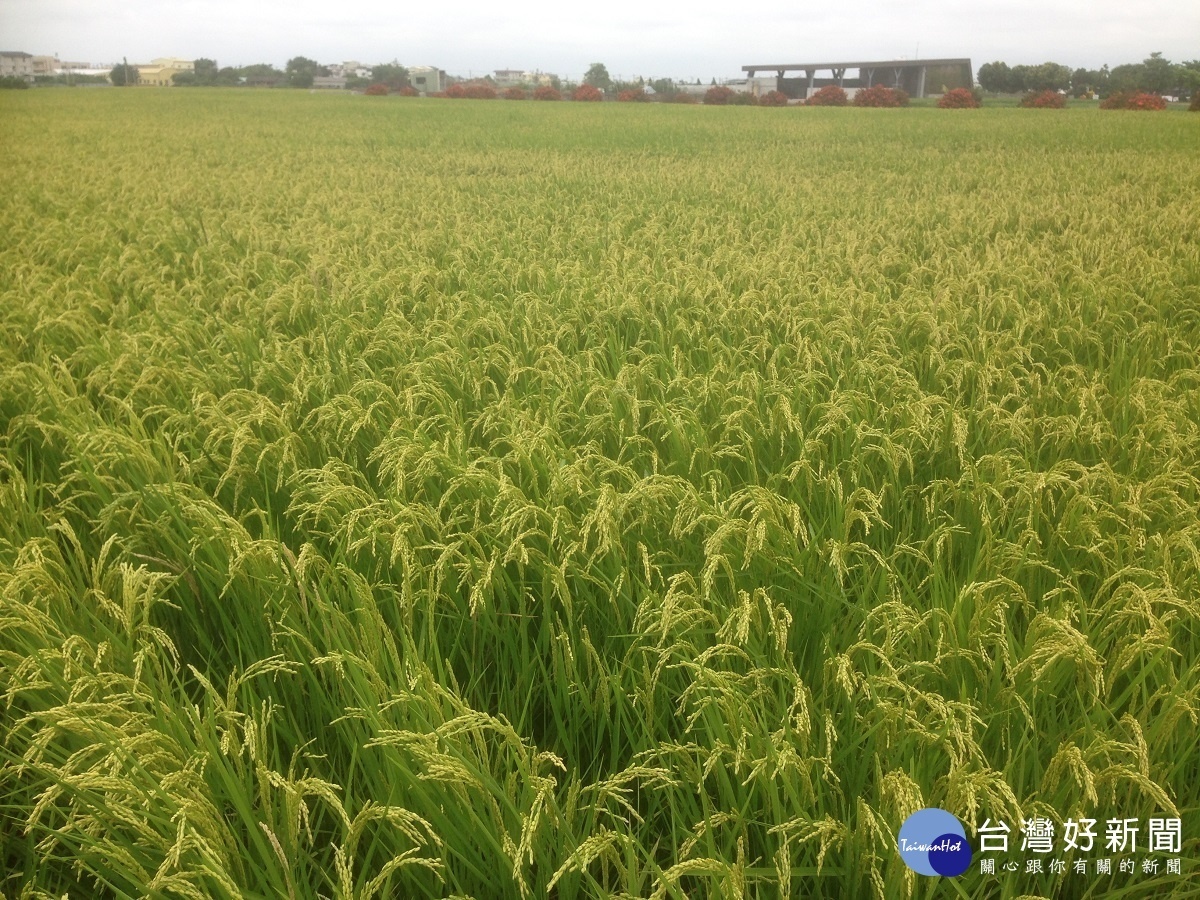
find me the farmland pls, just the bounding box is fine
[1,90,1198,898]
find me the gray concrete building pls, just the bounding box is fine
[742,58,973,99]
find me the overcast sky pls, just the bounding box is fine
[3,0,1197,81]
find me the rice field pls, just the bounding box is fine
[1,89,1198,899]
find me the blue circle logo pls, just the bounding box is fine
[898,808,972,877]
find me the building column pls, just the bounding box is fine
[806,69,815,95]
[864,67,875,87]
[916,66,926,98]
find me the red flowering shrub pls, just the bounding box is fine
[1127,92,1167,110]
[937,88,980,108]
[462,83,497,100]
[759,90,788,107]
[853,85,909,107]
[398,86,419,97]
[502,87,525,100]
[617,88,648,102]
[445,84,466,99]
[363,83,388,96]
[1101,91,1167,110]
[532,86,562,101]
[807,85,848,106]
[670,92,697,103]
[1020,90,1065,108]
[572,84,603,102]
[704,85,735,105]
[1191,91,1200,112]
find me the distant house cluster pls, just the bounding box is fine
[493,69,557,88]
[312,61,373,89]
[308,63,449,93]
[1,51,115,82]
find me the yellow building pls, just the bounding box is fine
[137,57,193,86]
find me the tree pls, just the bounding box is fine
[1008,65,1032,93]
[1179,61,1200,99]
[1025,62,1071,92]
[1141,52,1174,94]
[372,63,409,91]
[611,76,644,97]
[1071,66,1108,96]
[1106,62,1145,95]
[648,77,675,97]
[194,58,219,85]
[110,61,138,86]
[583,62,612,93]
[977,61,1011,93]
[240,63,283,78]
[285,56,328,88]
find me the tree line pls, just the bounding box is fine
[978,53,1200,98]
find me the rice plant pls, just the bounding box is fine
[1,89,1198,898]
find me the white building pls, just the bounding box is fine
[60,63,116,78]
[0,51,35,82]
[724,76,780,97]
[327,61,372,79]
[494,69,557,88]
[494,69,525,87]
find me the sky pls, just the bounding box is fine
[3,0,1197,82]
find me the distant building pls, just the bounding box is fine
[136,57,194,86]
[408,65,447,94]
[493,69,557,88]
[312,76,347,89]
[0,51,35,82]
[60,62,115,78]
[494,69,526,87]
[723,76,778,97]
[327,61,372,79]
[741,57,973,99]
[32,55,61,76]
